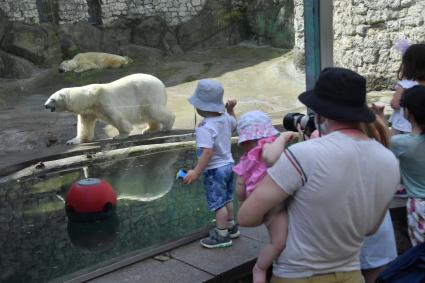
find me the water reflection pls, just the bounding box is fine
[67,214,119,252]
[87,150,179,202]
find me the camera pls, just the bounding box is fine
[283,112,316,137]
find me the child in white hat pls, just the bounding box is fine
[234,110,297,283]
[184,79,239,248]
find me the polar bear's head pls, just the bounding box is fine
[123,56,133,65]
[45,87,97,114]
[58,60,77,73]
[44,89,69,112]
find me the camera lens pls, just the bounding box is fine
[283,113,304,132]
[283,112,316,136]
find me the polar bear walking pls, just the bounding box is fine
[44,73,175,145]
[58,52,132,73]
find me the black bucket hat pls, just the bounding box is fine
[298,67,375,123]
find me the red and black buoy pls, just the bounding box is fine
[66,178,117,222]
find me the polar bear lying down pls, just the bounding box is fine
[58,52,132,73]
[44,73,175,144]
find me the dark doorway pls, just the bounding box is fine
[87,0,103,25]
[36,0,59,24]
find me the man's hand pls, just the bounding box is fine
[183,169,199,184]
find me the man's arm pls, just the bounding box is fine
[366,206,389,236]
[237,174,290,226]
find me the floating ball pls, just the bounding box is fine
[66,178,117,222]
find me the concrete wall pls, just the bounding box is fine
[294,0,425,89]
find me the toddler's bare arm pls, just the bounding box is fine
[225,99,237,118]
[262,132,298,167]
[183,148,214,184]
[390,85,404,110]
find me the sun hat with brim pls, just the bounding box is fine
[237,110,279,145]
[298,67,375,123]
[188,79,225,113]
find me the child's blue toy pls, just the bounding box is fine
[176,169,187,180]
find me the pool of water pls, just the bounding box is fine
[0,147,240,282]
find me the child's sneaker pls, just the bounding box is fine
[200,228,232,248]
[228,224,241,239]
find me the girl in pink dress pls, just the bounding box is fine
[233,110,296,283]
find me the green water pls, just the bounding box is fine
[0,148,240,283]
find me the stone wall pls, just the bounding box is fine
[58,0,89,24]
[0,0,209,26]
[0,0,39,23]
[294,0,425,90]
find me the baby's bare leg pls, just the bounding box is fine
[235,176,246,203]
[253,209,288,283]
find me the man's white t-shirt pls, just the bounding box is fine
[196,113,236,170]
[267,132,400,278]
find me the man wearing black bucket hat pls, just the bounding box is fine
[238,67,400,283]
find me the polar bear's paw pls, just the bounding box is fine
[66,137,83,145]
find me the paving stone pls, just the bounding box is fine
[239,225,269,243]
[170,234,262,276]
[89,258,213,283]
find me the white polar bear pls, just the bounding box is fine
[44,73,175,145]
[58,52,133,73]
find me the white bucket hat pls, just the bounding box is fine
[188,79,225,113]
[237,111,279,144]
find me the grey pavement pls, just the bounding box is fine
[88,226,269,283]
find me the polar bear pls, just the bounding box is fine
[44,73,175,145]
[58,52,133,73]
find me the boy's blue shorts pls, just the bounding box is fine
[203,163,234,211]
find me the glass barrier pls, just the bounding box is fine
[0,1,307,282]
[0,146,244,282]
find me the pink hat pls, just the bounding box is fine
[237,111,279,145]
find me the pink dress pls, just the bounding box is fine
[233,136,277,197]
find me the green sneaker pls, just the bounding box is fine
[200,228,232,248]
[229,224,240,239]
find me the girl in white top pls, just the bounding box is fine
[390,42,425,134]
[390,80,417,134]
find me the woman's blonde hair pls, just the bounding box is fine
[361,115,390,148]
